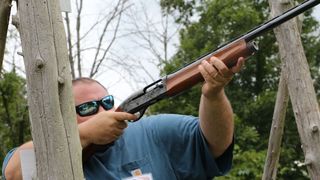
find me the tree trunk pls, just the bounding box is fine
[53,2,84,177]
[18,0,84,179]
[0,0,12,71]
[268,0,320,179]
[262,70,289,180]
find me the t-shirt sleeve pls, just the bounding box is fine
[2,148,18,180]
[145,114,233,178]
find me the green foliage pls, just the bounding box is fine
[217,147,266,180]
[0,72,31,173]
[157,0,320,179]
[160,0,200,25]
[242,91,277,147]
[226,115,265,179]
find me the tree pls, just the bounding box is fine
[63,0,182,96]
[267,0,320,178]
[18,0,83,178]
[0,0,13,71]
[64,0,130,79]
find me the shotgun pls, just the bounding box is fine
[83,0,320,161]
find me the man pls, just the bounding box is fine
[2,56,244,179]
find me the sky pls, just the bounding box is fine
[3,0,320,106]
[315,6,320,19]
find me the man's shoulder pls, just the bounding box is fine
[2,147,18,179]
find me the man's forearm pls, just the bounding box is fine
[199,90,234,158]
[4,124,91,180]
[4,126,90,180]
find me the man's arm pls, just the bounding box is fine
[198,56,244,158]
[3,141,33,180]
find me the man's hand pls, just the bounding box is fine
[79,111,137,148]
[199,56,244,99]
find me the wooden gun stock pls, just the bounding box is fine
[165,40,257,96]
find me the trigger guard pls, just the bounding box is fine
[130,108,147,122]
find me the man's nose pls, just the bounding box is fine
[98,105,105,113]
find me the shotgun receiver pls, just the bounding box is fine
[83,0,320,161]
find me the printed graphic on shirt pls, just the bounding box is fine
[131,169,142,176]
[123,173,153,180]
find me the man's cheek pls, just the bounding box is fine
[77,115,88,124]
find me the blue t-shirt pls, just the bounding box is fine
[2,114,233,180]
[2,148,17,179]
[84,114,233,179]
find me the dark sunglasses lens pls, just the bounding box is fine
[77,101,99,116]
[101,95,114,110]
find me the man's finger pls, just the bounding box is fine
[117,121,128,129]
[113,112,138,121]
[231,57,245,73]
[199,63,217,85]
[209,57,233,78]
[201,60,218,78]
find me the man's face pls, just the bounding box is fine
[73,82,111,124]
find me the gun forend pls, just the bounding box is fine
[165,40,258,97]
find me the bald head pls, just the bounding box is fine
[72,77,107,91]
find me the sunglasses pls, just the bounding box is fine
[75,95,114,117]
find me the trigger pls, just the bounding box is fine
[134,112,141,118]
[130,108,147,122]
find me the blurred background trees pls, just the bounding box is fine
[1,0,319,179]
[0,71,30,168]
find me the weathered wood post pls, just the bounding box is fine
[0,0,13,71]
[18,0,84,179]
[266,0,320,178]
[262,71,289,179]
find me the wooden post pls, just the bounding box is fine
[0,0,13,71]
[18,0,84,179]
[262,70,289,180]
[268,0,320,178]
